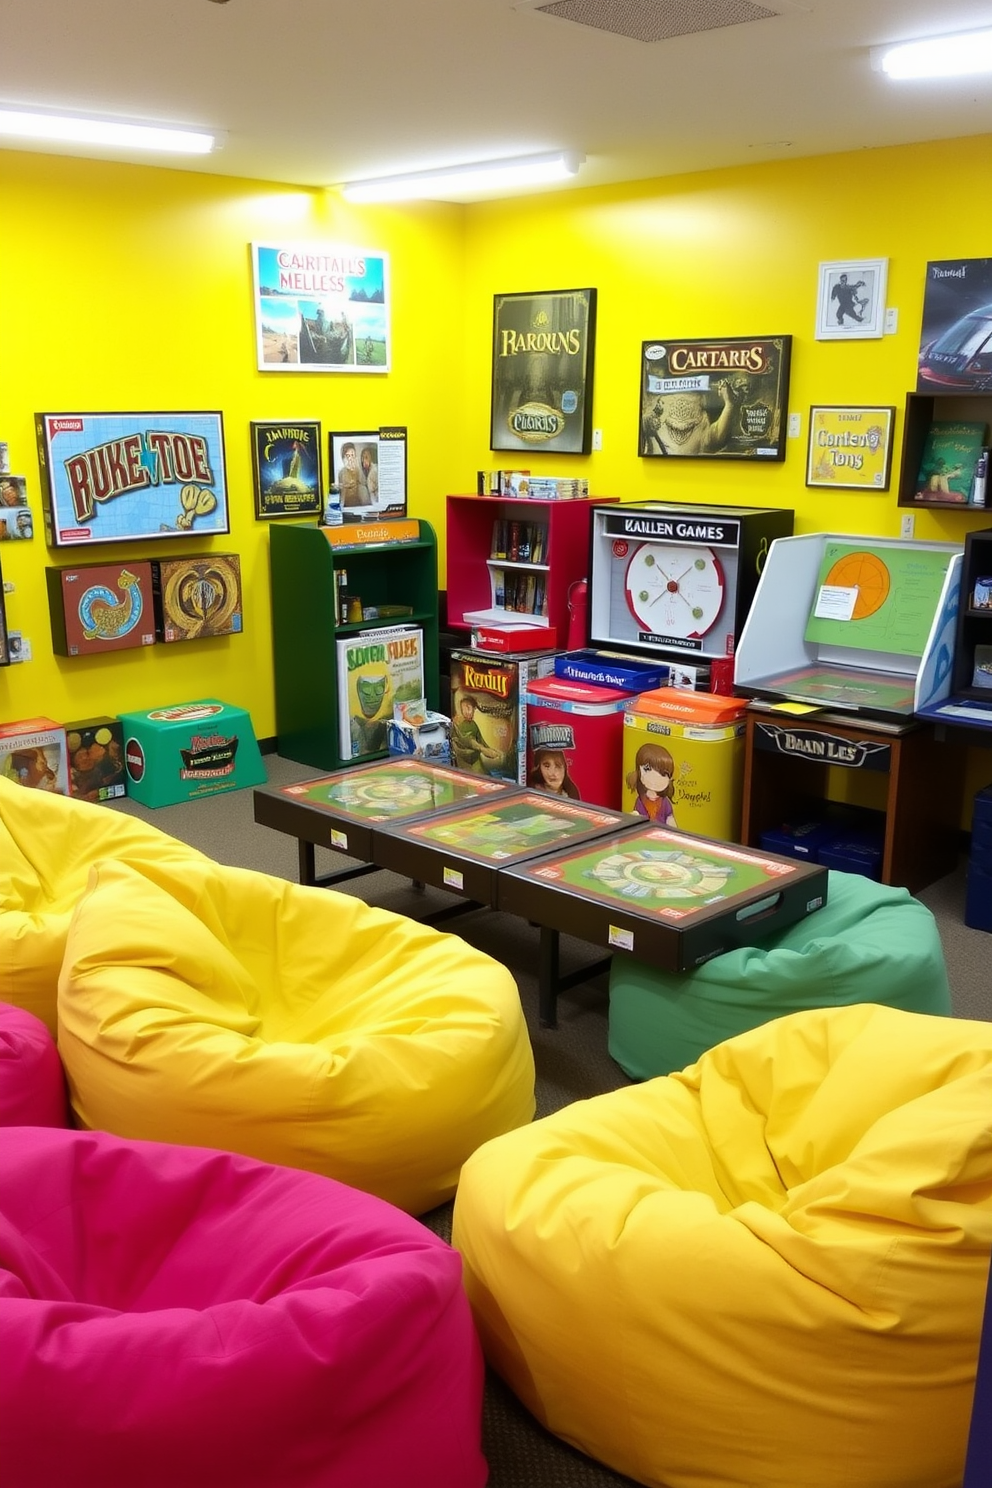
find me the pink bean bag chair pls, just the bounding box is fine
[0,1128,488,1488]
[0,1000,67,1127]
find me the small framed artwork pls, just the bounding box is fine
[329,427,408,522]
[250,420,322,519]
[806,405,896,490]
[491,288,597,454]
[815,259,888,340]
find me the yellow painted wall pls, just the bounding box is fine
[4,133,992,818]
[0,149,467,739]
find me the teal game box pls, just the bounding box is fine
[119,698,265,807]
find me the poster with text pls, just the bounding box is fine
[490,288,596,454]
[640,336,791,460]
[251,243,389,373]
[35,412,229,549]
[918,258,992,391]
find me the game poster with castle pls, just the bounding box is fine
[336,626,424,760]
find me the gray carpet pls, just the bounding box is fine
[109,754,991,1488]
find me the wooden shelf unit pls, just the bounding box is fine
[897,390,992,510]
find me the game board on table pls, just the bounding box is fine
[372,790,633,905]
[497,824,828,971]
[253,757,515,862]
[747,662,919,716]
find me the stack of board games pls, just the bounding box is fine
[336,625,425,760]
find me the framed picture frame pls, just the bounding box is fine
[815,259,888,340]
[34,411,229,548]
[490,288,597,454]
[329,427,408,523]
[251,242,390,373]
[639,336,792,460]
[805,405,896,490]
[250,420,322,519]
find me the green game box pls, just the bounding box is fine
[372,790,634,906]
[496,823,828,971]
[252,756,516,862]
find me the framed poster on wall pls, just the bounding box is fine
[328,427,408,522]
[250,420,322,519]
[35,412,229,549]
[639,336,791,460]
[815,259,888,340]
[805,405,896,490]
[251,243,390,372]
[490,288,596,454]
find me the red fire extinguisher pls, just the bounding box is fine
[566,578,588,650]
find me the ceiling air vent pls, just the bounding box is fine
[513,0,809,44]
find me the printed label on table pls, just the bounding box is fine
[330,828,348,849]
[443,865,465,890]
[608,924,634,951]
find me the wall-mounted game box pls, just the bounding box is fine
[587,501,793,670]
[734,532,963,722]
[151,553,243,642]
[35,412,229,549]
[46,560,156,657]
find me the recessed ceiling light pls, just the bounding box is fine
[872,28,992,79]
[0,106,221,154]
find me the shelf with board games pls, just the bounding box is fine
[896,391,992,509]
[269,520,439,773]
[445,493,616,640]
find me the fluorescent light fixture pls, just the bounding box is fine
[341,150,584,203]
[872,28,992,79]
[0,107,220,154]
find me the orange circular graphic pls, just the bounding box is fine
[824,550,890,620]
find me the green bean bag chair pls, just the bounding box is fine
[608,870,950,1079]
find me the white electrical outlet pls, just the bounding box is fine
[884,307,899,335]
[900,513,915,540]
[788,411,801,438]
[592,428,603,451]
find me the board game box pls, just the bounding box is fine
[336,625,425,760]
[497,824,828,971]
[373,790,632,905]
[253,756,515,862]
[450,647,557,785]
[65,715,126,802]
[151,553,243,642]
[47,560,156,657]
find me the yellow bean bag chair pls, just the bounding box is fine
[58,856,535,1215]
[453,1003,992,1488]
[0,775,207,1034]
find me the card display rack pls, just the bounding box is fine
[269,520,440,772]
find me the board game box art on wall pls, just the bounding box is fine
[251,243,389,372]
[805,406,896,490]
[639,336,791,460]
[814,259,888,341]
[329,427,407,522]
[490,288,596,455]
[35,412,229,549]
[46,560,156,657]
[151,554,243,642]
[918,258,992,390]
[336,626,425,760]
[250,421,322,518]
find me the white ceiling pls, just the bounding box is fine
[1,0,992,199]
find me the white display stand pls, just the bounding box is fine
[735,532,962,721]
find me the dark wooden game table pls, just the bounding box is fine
[254,759,828,1028]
